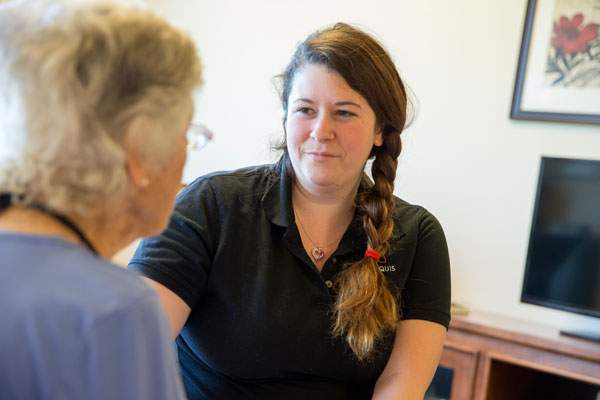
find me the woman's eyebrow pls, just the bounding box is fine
[292,98,362,108]
[293,98,313,104]
[335,101,361,108]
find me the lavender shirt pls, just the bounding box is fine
[0,233,186,400]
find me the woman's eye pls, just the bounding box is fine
[337,110,355,117]
[297,107,314,115]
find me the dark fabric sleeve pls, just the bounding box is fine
[128,178,219,308]
[400,209,451,329]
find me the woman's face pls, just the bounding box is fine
[285,64,383,194]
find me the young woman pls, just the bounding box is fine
[130,22,451,400]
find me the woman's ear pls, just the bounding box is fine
[124,117,150,189]
[373,123,385,147]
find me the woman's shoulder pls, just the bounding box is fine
[392,195,433,219]
[391,196,445,238]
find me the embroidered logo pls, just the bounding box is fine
[379,265,396,272]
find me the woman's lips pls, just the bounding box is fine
[306,151,337,161]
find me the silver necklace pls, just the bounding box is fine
[294,211,345,261]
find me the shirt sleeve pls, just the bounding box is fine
[83,294,188,400]
[400,208,451,329]
[128,178,219,308]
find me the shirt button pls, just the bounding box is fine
[332,257,337,263]
[325,280,333,288]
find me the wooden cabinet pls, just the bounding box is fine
[437,310,600,400]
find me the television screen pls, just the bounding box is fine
[521,156,600,319]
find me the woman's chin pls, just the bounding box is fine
[305,176,343,189]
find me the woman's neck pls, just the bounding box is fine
[292,169,363,207]
[291,178,357,225]
[291,180,358,270]
[291,177,359,268]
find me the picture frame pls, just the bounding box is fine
[511,0,600,124]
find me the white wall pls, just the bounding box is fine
[134,0,600,333]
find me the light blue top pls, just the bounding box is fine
[0,233,187,400]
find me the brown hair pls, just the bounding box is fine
[277,23,413,361]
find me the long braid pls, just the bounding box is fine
[332,131,401,362]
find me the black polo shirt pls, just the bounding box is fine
[128,163,451,400]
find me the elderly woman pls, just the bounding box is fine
[0,1,202,399]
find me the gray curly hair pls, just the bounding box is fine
[0,0,202,215]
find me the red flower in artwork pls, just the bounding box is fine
[551,13,598,55]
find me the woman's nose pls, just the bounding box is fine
[310,114,335,142]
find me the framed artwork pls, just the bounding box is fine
[511,0,600,124]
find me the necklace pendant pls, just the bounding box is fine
[311,247,325,261]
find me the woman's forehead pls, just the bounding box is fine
[289,64,367,105]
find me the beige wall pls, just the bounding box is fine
[129,0,600,333]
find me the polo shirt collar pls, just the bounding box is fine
[261,164,406,243]
[261,163,294,228]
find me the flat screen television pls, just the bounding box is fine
[521,156,600,341]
